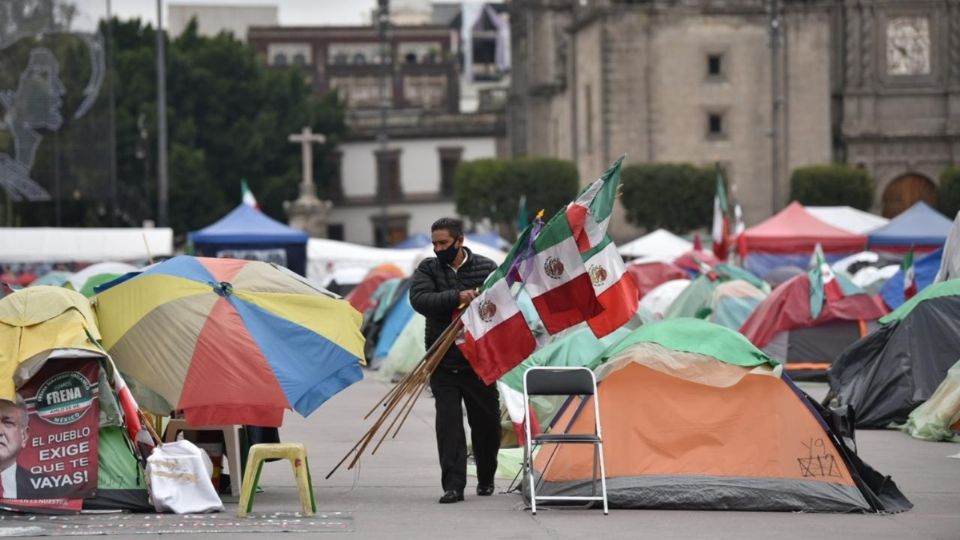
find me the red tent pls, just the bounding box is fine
[739,273,887,379]
[672,250,720,274]
[344,264,405,312]
[625,260,687,299]
[740,202,867,255]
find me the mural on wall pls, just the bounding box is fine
[0,0,106,203]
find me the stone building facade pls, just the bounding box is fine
[509,0,960,241]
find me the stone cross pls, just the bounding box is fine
[288,126,326,200]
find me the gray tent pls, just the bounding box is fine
[828,280,960,428]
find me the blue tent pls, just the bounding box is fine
[393,233,431,249]
[373,289,416,359]
[188,204,309,275]
[868,202,952,250]
[879,248,942,310]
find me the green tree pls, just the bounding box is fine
[789,164,874,210]
[454,157,578,238]
[939,167,960,219]
[619,163,714,233]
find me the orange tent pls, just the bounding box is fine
[528,319,910,513]
[344,263,405,312]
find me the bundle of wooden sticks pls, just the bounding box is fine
[326,317,463,479]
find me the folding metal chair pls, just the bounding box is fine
[523,366,608,515]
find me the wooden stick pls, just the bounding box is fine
[361,319,458,419]
[326,314,463,478]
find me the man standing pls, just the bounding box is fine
[0,396,30,499]
[410,218,501,504]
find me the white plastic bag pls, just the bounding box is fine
[146,440,224,513]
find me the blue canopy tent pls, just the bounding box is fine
[188,204,309,275]
[879,248,942,310]
[868,202,952,252]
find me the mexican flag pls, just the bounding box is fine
[566,155,624,253]
[459,278,537,384]
[582,237,639,337]
[809,243,844,319]
[903,248,918,300]
[733,201,745,235]
[242,178,260,209]
[459,225,539,385]
[712,169,730,261]
[564,156,637,336]
[524,211,603,335]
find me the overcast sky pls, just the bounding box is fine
[103,0,381,26]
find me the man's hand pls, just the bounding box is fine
[458,289,479,305]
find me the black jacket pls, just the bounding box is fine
[409,247,497,370]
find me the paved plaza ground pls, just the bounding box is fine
[11,377,960,539]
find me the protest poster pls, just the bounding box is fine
[0,359,100,512]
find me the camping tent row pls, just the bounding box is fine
[738,202,953,277]
[502,318,911,513]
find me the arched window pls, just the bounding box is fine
[353,53,366,65]
[293,53,306,66]
[273,52,288,66]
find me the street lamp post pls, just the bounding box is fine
[156,0,169,227]
[376,0,391,247]
[769,0,783,216]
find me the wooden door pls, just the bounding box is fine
[881,174,937,218]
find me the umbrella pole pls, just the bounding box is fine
[327,316,463,479]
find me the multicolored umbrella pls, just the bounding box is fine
[93,256,365,427]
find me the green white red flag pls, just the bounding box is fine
[524,211,603,335]
[582,237,639,337]
[241,178,260,210]
[712,168,730,261]
[809,243,844,319]
[566,156,624,253]
[459,224,539,384]
[903,248,917,300]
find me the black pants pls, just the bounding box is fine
[429,366,501,494]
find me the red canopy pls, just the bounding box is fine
[739,273,888,348]
[740,202,867,254]
[625,260,687,299]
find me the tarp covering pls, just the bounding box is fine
[618,229,692,261]
[935,211,960,282]
[528,320,910,513]
[188,204,309,275]
[0,287,102,400]
[625,260,687,299]
[740,274,887,350]
[829,280,960,427]
[0,228,173,264]
[807,206,889,235]
[901,359,960,441]
[867,201,953,250]
[638,279,689,322]
[707,280,768,330]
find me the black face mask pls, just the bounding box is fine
[435,243,460,266]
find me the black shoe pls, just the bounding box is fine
[477,484,495,496]
[439,490,464,504]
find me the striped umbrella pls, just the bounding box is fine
[93,256,364,427]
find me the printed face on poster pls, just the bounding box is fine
[0,359,100,511]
